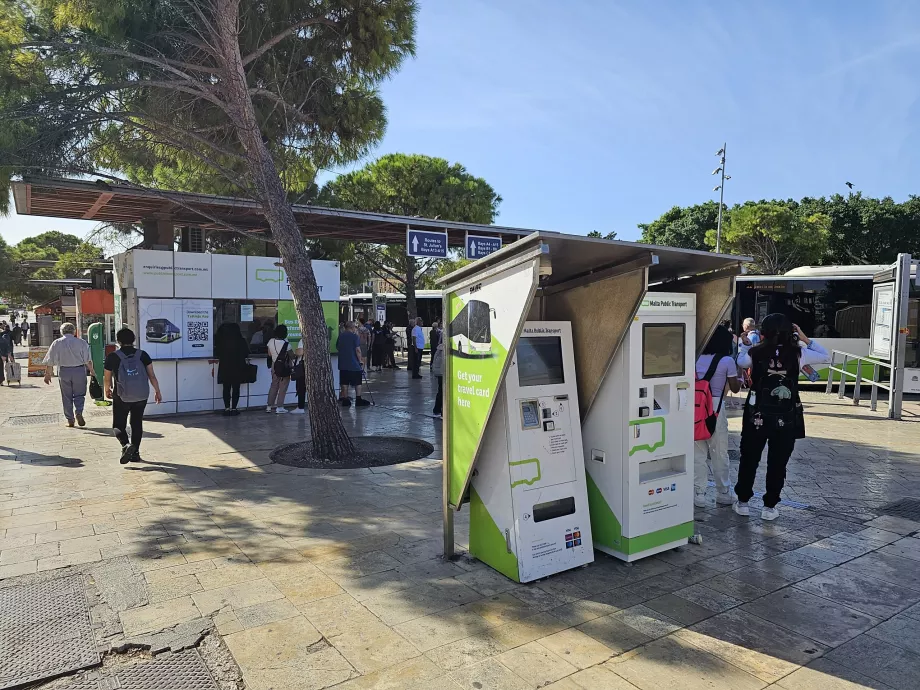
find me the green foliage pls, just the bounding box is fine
[0,231,103,303]
[638,202,721,251]
[320,153,501,314]
[709,202,829,274]
[586,230,617,240]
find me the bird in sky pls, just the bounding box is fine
[845,181,854,189]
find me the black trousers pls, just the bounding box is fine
[222,382,240,409]
[433,376,443,415]
[735,418,796,508]
[113,395,147,450]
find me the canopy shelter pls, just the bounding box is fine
[11,177,533,248]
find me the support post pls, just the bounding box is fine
[442,289,454,559]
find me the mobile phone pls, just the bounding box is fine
[801,364,819,382]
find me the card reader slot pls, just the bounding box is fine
[532,497,576,523]
[637,454,686,484]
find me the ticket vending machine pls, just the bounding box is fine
[469,322,594,582]
[581,294,696,561]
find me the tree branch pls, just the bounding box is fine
[241,17,339,67]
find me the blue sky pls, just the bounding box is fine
[3,0,920,245]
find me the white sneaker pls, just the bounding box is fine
[265,406,272,413]
[761,506,779,521]
[275,407,289,414]
[733,501,750,516]
[291,408,305,415]
[693,489,708,508]
[716,491,735,506]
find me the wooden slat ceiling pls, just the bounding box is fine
[13,178,532,247]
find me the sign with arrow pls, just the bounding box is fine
[407,228,448,258]
[465,233,502,260]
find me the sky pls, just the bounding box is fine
[3,0,920,245]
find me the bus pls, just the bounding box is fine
[145,318,182,344]
[339,290,443,348]
[732,265,920,390]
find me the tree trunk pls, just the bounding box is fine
[405,256,418,322]
[215,0,355,460]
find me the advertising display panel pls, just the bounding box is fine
[139,298,213,359]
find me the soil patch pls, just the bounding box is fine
[271,436,434,469]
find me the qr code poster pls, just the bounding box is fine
[138,298,213,359]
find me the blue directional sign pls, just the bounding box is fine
[407,228,448,258]
[465,233,502,260]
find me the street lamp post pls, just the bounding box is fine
[712,143,731,254]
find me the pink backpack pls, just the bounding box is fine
[694,356,722,441]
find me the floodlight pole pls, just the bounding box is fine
[715,142,726,254]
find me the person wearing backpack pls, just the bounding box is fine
[266,324,292,414]
[291,341,306,415]
[734,314,828,521]
[694,326,741,508]
[104,328,162,464]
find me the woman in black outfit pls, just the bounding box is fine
[215,322,249,415]
[371,321,385,372]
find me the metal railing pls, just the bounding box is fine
[824,350,893,413]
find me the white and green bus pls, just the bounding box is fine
[732,265,920,391]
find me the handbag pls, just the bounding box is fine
[292,356,305,381]
[89,375,103,399]
[243,361,259,384]
[272,342,291,377]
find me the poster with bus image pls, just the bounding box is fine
[138,298,213,359]
[446,258,541,507]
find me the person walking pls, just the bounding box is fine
[384,322,398,369]
[0,324,13,385]
[694,326,740,508]
[215,322,249,416]
[42,323,95,427]
[11,322,21,347]
[429,321,441,369]
[734,314,828,521]
[432,340,444,417]
[20,317,29,346]
[104,328,162,464]
[371,321,386,372]
[291,342,306,414]
[266,324,291,414]
[411,317,425,379]
[336,321,369,407]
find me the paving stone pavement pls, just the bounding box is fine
[2,358,920,689]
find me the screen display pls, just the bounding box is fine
[516,336,565,387]
[642,323,686,378]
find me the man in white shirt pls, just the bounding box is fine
[411,317,425,379]
[43,323,95,427]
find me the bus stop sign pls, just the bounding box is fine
[407,228,448,258]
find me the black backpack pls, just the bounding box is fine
[272,341,291,377]
[749,350,798,417]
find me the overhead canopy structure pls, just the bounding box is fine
[11,177,533,246]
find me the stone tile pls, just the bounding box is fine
[696,551,757,574]
[146,574,202,603]
[452,568,517,597]
[425,633,505,671]
[395,558,466,583]
[213,609,243,635]
[776,657,896,690]
[825,633,915,682]
[363,586,454,625]
[620,574,684,601]
[336,569,414,602]
[448,658,531,690]
[878,537,920,562]
[0,560,37,579]
[742,588,880,647]
[327,618,420,674]
[729,566,804,592]
[38,548,101,571]
[811,532,888,557]
[196,562,264,590]
[675,608,827,683]
[234,598,301,629]
[395,605,492,653]
[298,594,380,638]
[762,550,837,575]
[466,592,536,627]
[192,577,285,615]
[537,627,613,669]
[862,515,920,535]
[120,596,201,635]
[794,567,920,619]
[484,611,568,649]
[57,532,122,554]
[566,665,640,689]
[316,551,402,578]
[0,541,59,564]
[672,583,743,613]
[34,524,95,544]
[607,634,766,690]
[576,613,652,654]
[497,640,578,687]
[702,573,770,602]
[841,552,920,592]
[333,657,445,690]
[866,613,920,656]
[225,616,355,690]
[143,558,216,583]
[853,528,903,545]
[644,593,719,626]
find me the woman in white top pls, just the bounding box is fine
[695,326,741,508]
[266,324,291,414]
[733,314,829,521]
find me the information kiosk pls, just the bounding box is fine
[469,321,594,583]
[581,294,697,561]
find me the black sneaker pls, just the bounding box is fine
[119,444,133,465]
[131,447,141,462]
[355,397,371,407]
[340,397,352,407]
[229,409,240,417]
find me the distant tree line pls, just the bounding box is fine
[0,231,103,304]
[638,194,920,274]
